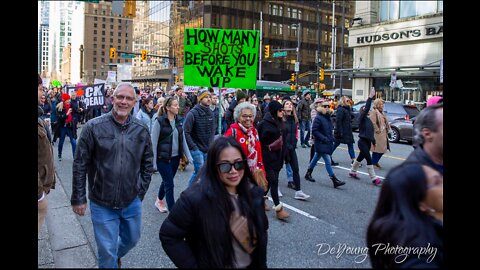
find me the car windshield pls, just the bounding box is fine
[404,106,420,118]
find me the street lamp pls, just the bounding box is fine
[79,45,84,82]
[291,23,301,96]
[157,33,176,89]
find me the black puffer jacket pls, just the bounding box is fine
[358,97,376,145]
[334,105,355,144]
[71,112,153,208]
[257,112,285,171]
[183,104,215,152]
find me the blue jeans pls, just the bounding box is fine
[299,119,311,145]
[333,142,356,159]
[371,152,384,165]
[90,197,142,268]
[58,126,76,158]
[308,152,334,177]
[157,155,181,210]
[285,163,293,181]
[188,149,207,187]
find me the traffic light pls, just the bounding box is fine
[175,75,179,83]
[141,49,147,61]
[291,73,296,82]
[264,45,270,58]
[109,47,116,59]
[123,0,136,17]
[319,68,324,81]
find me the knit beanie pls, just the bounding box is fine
[303,89,311,97]
[62,93,71,101]
[236,89,247,101]
[268,100,283,114]
[197,88,210,101]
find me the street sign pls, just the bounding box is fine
[295,62,299,72]
[272,51,287,57]
[120,54,136,59]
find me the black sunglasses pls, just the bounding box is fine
[217,160,246,173]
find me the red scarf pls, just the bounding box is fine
[64,102,73,124]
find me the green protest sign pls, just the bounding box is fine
[184,28,259,89]
[52,80,62,87]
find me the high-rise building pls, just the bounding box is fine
[38,1,50,76]
[71,1,134,84]
[348,1,443,104]
[128,1,355,91]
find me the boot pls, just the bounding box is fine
[330,175,345,188]
[264,196,270,211]
[367,165,382,186]
[274,202,289,220]
[349,160,361,179]
[305,168,316,182]
[330,157,339,166]
[351,158,362,167]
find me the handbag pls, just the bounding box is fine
[253,169,268,191]
[268,134,283,151]
[230,212,256,254]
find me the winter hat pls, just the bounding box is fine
[197,88,210,101]
[268,100,283,114]
[62,93,71,101]
[303,89,311,97]
[426,95,443,107]
[263,94,271,100]
[236,89,247,101]
[314,97,324,104]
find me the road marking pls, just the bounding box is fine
[316,161,386,180]
[336,146,406,161]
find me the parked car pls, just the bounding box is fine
[388,116,415,143]
[332,101,420,132]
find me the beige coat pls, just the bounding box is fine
[38,118,55,199]
[369,109,390,153]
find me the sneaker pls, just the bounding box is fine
[278,188,283,197]
[294,190,310,200]
[301,144,307,148]
[372,178,382,186]
[287,182,297,190]
[58,156,62,162]
[349,172,360,179]
[155,198,168,213]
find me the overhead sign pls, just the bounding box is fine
[272,51,287,57]
[184,28,259,89]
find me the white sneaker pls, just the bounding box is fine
[277,188,283,197]
[155,198,168,213]
[294,190,310,200]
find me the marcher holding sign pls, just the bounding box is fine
[184,28,259,89]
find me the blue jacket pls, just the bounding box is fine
[312,111,334,155]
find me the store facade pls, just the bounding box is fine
[348,1,443,106]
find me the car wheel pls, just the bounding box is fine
[388,128,400,143]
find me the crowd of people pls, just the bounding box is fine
[38,75,443,268]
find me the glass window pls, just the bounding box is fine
[93,51,97,55]
[438,0,443,12]
[400,1,416,18]
[102,24,105,28]
[416,1,437,16]
[110,25,113,29]
[390,1,399,20]
[94,37,97,41]
[94,23,97,28]
[101,51,105,56]
[101,44,105,49]
[279,24,283,35]
[102,31,105,35]
[94,30,97,34]
[102,37,105,42]
[110,38,113,43]
[110,32,113,36]
[93,57,97,62]
[279,6,283,16]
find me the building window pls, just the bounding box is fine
[94,37,97,41]
[94,17,97,21]
[94,44,97,49]
[103,18,106,22]
[102,24,105,28]
[110,38,113,43]
[94,30,97,34]
[101,58,105,63]
[110,32,113,36]
[380,1,441,22]
[101,51,105,56]
[101,44,105,49]
[118,25,122,30]
[93,57,97,62]
[110,18,114,23]
[102,31,105,35]
[94,23,97,28]
[93,51,97,55]
[110,25,113,29]
[118,46,121,50]
[118,39,121,43]
[102,37,105,42]
[93,64,96,69]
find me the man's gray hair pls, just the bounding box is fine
[233,102,256,122]
[413,103,443,145]
[113,82,135,96]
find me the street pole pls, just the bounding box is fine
[296,22,301,97]
[331,0,336,89]
[339,0,345,97]
[258,11,262,81]
[317,1,321,98]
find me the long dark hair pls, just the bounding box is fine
[366,162,441,268]
[197,136,259,267]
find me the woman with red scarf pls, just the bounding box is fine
[56,93,77,161]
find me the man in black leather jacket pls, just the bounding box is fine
[71,82,154,268]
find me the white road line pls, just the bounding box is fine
[316,161,385,180]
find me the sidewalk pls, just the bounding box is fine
[38,171,97,268]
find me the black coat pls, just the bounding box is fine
[406,145,444,175]
[257,112,285,171]
[312,111,335,155]
[334,105,355,144]
[159,182,268,268]
[358,97,376,144]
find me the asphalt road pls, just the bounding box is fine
[53,128,412,268]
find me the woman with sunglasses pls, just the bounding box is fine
[304,99,345,188]
[160,137,268,268]
[151,96,193,213]
[367,162,443,267]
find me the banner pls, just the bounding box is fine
[184,28,259,89]
[66,83,105,110]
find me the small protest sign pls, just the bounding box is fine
[67,83,105,109]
